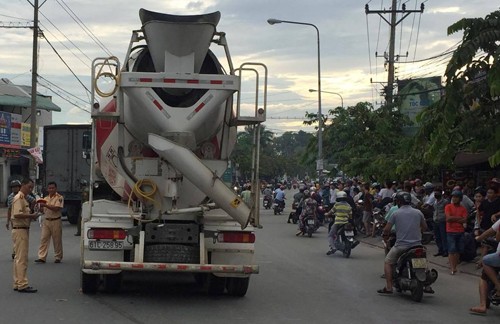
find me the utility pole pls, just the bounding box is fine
[366,0,424,105]
[29,0,46,179]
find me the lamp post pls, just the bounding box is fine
[267,18,323,178]
[309,89,343,108]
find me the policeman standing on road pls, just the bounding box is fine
[35,181,64,264]
[11,178,39,293]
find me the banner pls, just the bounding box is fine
[28,146,43,164]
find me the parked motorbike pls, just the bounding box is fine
[392,245,438,302]
[263,195,272,209]
[371,207,387,237]
[354,200,365,235]
[333,223,356,258]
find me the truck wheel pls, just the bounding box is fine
[66,204,79,224]
[104,273,122,293]
[226,277,250,297]
[81,272,99,294]
[207,274,226,295]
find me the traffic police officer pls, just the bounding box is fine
[11,178,38,293]
[35,181,64,263]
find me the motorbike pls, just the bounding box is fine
[482,238,500,309]
[288,201,300,224]
[353,200,366,235]
[333,223,356,258]
[392,245,438,302]
[263,195,272,209]
[273,199,285,215]
[316,204,326,226]
[301,214,319,237]
[371,207,387,237]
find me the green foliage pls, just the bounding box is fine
[414,9,500,169]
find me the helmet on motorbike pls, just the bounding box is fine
[299,184,305,192]
[310,186,316,192]
[10,180,21,187]
[372,182,381,189]
[451,190,463,201]
[394,191,411,205]
[303,189,310,197]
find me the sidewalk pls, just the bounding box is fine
[359,235,483,277]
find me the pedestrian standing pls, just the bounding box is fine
[432,187,449,257]
[35,181,64,264]
[11,178,39,293]
[445,190,468,275]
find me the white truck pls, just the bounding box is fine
[80,9,266,296]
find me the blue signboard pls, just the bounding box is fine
[0,112,12,145]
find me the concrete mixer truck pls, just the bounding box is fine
[80,8,267,296]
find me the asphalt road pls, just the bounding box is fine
[0,193,498,324]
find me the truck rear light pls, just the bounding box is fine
[217,231,255,243]
[88,228,127,240]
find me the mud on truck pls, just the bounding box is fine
[81,9,267,295]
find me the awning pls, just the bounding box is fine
[453,151,491,167]
[0,94,61,112]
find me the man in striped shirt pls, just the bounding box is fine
[326,191,354,255]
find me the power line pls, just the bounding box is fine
[55,0,113,56]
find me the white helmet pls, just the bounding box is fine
[336,191,347,199]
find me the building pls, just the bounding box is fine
[0,78,61,203]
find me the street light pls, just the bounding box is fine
[309,89,343,108]
[267,18,323,177]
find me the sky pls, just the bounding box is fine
[0,0,498,135]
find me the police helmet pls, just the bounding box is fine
[423,182,434,190]
[10,180,21,187]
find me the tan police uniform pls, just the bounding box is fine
[11,192,32,290]
[37,192,64,262]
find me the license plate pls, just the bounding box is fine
[88,240,123,250]
[411,258,427,269]
[307,219,315,225]
[344,231,354,236]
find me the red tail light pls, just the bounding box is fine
[414,248,425,258]
[217,231,255,243]
[88,228,127,240]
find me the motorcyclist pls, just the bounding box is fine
[274,185,286,210]
[296,190,317,236]
[469,218,500,315]
[263,184,273,198]
[326,191,359,255]
[378,191,428,295]
[289,185,305,223]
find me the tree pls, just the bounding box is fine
[411,9,500,168]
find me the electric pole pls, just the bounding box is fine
[29,0,46,179]
[366,0,424,105]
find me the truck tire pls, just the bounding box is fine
[207,274,226,295]
[66,204,79,225]
[104,273,122,293]
[81,272,99,294]
[144,244,200,264]
[226,277,250,297]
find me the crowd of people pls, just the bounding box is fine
[283,176,500,315]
